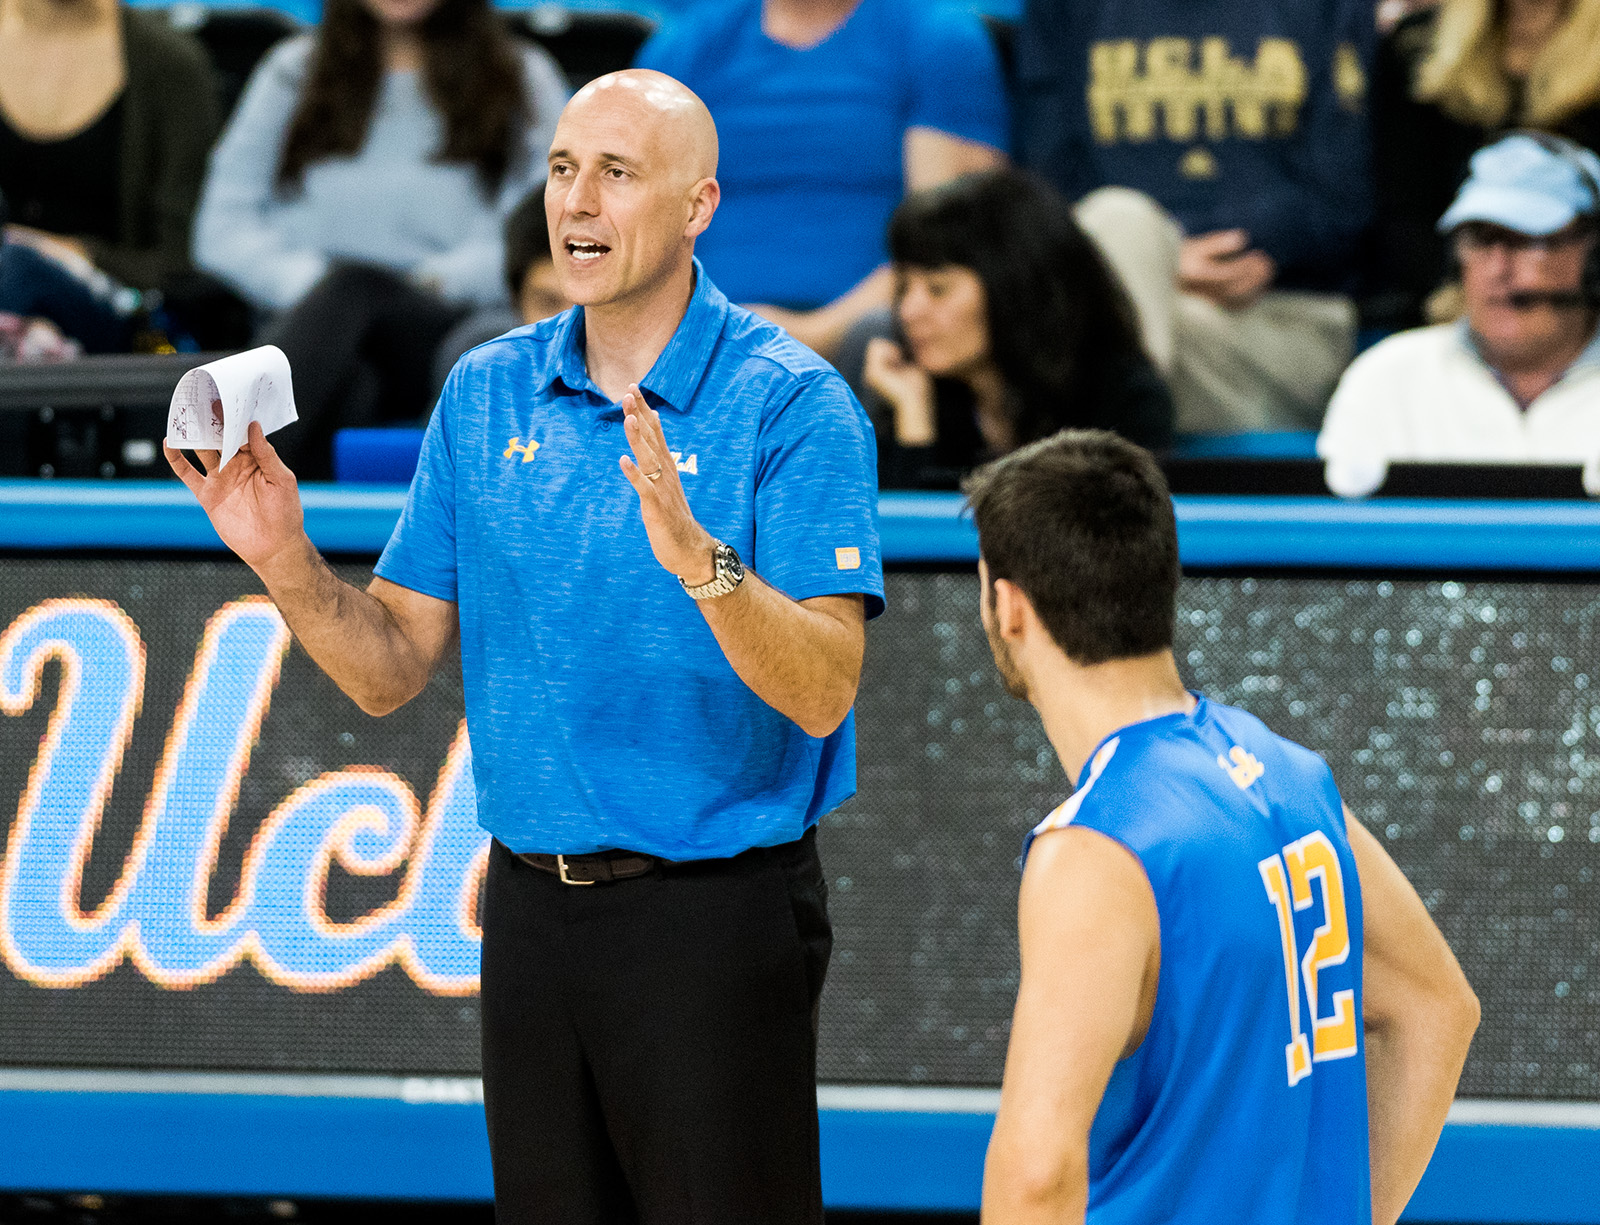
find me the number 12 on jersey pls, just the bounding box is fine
[1258,831,1360,1086]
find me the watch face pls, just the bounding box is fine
[719,543,744,581]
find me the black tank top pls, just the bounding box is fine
[0,93,124,242]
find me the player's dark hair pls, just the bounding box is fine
[963,430,1178,665]
[502,182,551,299]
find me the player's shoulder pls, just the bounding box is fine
[1030,714,1203,842]
[1031,699,1333,841]
[1204,698,1335,788]
[1196,700,1344,825]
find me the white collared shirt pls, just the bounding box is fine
[1317,321,1600,495]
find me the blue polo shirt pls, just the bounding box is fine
[374,263,885,859]
[636,0,1010,308]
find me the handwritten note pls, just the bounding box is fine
[166,345,298,469]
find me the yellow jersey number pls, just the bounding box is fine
[1258,831,1360,1086]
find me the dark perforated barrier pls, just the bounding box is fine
[0,487,1597,1218]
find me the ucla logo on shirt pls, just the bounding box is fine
[503,437,540,464]
[1088,36,1309,144]
[1218,744,1265,790]
[671,450,698,475]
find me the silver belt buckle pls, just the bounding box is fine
[556,854,595,886]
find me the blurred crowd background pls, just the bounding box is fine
[1,0,1598,489]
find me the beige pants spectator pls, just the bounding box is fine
[1074,187,1356,434]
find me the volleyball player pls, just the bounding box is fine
[968,431,1480,1224]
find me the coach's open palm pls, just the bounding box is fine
[619,384,717,586]
[164,416,306,571]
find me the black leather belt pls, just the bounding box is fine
[516,849,659,885]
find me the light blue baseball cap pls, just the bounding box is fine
[1437,133,1600,235]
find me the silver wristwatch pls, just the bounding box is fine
[680,540,745,600]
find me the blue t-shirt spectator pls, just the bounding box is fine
[637,0,1010,310]
[1014,0,1374,291]
[374,263,885,859]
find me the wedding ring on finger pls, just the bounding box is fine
[644,467,663,482]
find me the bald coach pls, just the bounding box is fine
[165,69,884,1224]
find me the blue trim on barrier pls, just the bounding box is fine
[1,1092,1595,1220]
[1171,430,1319,460]
[7,482,1600,572]
[0,481,408,555]
[0,1091,492,1201]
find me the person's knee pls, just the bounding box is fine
[1073,187,1177,253]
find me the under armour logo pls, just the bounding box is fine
[671,450,698,475]
[503,437,540,463]
[1218,745,1265,790]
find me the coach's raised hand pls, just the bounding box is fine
[164,416,307,575]
[619,383,717,587]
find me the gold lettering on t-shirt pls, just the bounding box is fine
[1334,42,1367,112]
[1087,37,1308,145]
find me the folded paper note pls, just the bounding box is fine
[166,345,298,468]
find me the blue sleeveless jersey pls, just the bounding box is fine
[1026,696,1371,1225]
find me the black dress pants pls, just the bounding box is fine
[261,263,467,479]
[481,829,832,1225]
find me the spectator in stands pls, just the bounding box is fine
[635,0,1008,359]
[1319,134,1600,497]
[1014,0,1375,434]
[430,182,572,394]
[193,0,567,477]
[864,171,1173,490]
[0,0,218,351]
[1369,0,1600,328]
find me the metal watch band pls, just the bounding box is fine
[680,541,744,601]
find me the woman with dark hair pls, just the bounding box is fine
[864,169,1173,489]
[192,0,567,476]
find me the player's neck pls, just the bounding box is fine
[1030,650,1195,785]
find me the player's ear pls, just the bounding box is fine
[991,578,1031,642]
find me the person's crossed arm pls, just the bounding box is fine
[1179,228,1278,310]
